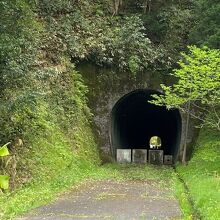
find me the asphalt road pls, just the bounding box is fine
[16,180,182,220]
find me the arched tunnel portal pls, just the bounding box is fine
[111,90,182,162]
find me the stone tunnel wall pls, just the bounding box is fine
[78,63,199,161]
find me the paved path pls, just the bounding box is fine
[17,180,182,220]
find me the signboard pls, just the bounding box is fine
[116,149,131,163]
[164,155,173,165]
[148,150,164,165]
[132,149,147,163]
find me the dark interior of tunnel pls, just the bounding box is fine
[111,90,182,161]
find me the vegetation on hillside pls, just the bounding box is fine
[189,0,220,48]
[1,0,219,147]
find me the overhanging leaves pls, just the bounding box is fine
[0,175,10,190]
[0,143,10,157]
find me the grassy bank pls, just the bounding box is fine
[176,129,220,220]
[0,118,100,220]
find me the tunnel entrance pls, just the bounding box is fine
[111,90,182,162]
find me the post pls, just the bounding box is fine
[182,100,191,165]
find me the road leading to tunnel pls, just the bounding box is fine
[17,171,182,220]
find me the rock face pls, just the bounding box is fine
[78,63,198,162]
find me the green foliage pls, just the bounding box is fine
[0,0,42,88]
[0,143,10,190]
[0,143,10,157]
[174,178,193,220]
[189,0,220,48]
[91,15,163,71]
[0,1,100,201]
[113,0,195,65]
[37,0,96,15]
[0,0,43,143]
[151,46,220,131]
[157,5,195,61]
[0,175,10,190]
[25,0,202,74]
[128,55,141,76]
[176,128,220,219]
[38,0,76,14]
[0,1,100,191]
[36,0,202,73]
[43,11,164,72]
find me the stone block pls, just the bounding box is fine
[164,155,173,165]
[116,149,131,163]
[132,149,147,163]
[148,150,164,165]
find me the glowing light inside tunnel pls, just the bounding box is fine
[149,136,162,149]
[111,90,182,162]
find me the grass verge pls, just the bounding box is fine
[176,128,220,220]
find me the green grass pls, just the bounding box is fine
[176,128,220,220]
[92,163,175,182]
[174,172,194,220]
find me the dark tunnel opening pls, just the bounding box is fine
[111,90,182,162]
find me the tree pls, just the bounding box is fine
[189,0,220,48]
[151,46,220,163]
[0,0,42,143]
